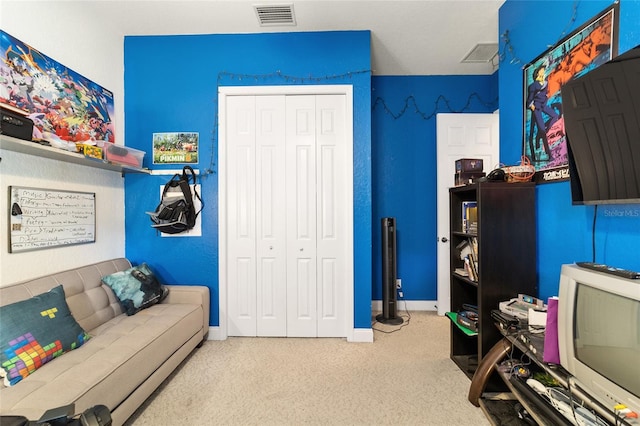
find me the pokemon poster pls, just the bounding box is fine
[0,30,115,144]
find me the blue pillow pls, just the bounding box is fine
[101,263,168,316]
[0,285,90,386]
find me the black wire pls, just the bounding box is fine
[371,299,412,334]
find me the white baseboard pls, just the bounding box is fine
[372,299,438,312]
[206,326,224,340]
[206,301,438,342]
[349,328,374,343]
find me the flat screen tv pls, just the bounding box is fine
[557,264,640,419]
[561,45,640,204]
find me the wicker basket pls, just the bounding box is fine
[502,157,535,182]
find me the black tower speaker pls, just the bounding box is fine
[376,217,403,325]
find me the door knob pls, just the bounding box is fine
[441,237,448,243]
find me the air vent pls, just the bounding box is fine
[254,4,296,26]
[462,43,499,63]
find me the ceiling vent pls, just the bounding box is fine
[462,43,499,63]
[254,4,296,26]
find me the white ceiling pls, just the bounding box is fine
[82,0,505,76]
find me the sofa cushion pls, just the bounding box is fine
[0,286,90,387]
[0,302,203,420]
[101,264,168,316]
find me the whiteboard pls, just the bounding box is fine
[9,186,96,253]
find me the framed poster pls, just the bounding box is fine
[152,132,199,164]
[522,4,619,183]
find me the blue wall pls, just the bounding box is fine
[499,0,640,300]
[122,2,640,328]
[123,31,372,328]
[370,76,498,301]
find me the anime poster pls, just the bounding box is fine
[522,4,618,183]
[0,30,115,144]
[152,132,199,164]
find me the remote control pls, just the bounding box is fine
[576,262,640,279]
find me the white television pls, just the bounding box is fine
[558,264,640,419]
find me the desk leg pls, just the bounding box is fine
[468,337,512,406]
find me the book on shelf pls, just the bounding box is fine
[464,257,477,281]
[456,236,479,281]
[461,201,478,234]
[454,267,469,277]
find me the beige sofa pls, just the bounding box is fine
[0,258,209,425]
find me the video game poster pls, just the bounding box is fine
[0,30,115,143]
[152,132,199,164]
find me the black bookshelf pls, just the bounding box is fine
[448,182,537,379]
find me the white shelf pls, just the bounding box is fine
[0,134,150,175]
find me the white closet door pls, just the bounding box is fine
[255,96,287,336]
[226,96,257,336]
[315,94,347,337]
[224,90,350,339]
[286,95,318,337]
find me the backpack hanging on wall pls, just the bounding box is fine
[147,166,202,234]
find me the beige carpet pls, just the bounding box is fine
[124,311,491,425]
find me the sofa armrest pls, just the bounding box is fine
[162,285,210,338]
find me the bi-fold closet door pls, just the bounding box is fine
[226,93,349,338]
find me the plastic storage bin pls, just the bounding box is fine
[104,144,145,167]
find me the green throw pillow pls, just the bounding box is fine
[0,285,90,387]
[101,263,168,316]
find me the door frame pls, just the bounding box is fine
[218,85,354,340]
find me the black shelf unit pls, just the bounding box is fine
[448,181,537,379]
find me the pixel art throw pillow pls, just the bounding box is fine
[0,285,90,386]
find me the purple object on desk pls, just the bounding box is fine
[543,297,560,364]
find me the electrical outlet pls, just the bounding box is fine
[396,279,402,289]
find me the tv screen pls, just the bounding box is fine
[562,45,640,205]
[573,284,639,398]
[558,264,640,419]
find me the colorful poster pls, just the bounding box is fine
[522,4,618,183]
[152,132,199,164]
[0,30,115,143]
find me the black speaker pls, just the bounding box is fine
[376,217,403,325]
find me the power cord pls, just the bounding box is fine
[371,290,411,334]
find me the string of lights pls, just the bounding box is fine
[499,0,582,66]
[371,93,498,121]
[216,69,371,84]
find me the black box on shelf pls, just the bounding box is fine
[456,158,484,173]
[455,172,486,186]
[1,104,34,141]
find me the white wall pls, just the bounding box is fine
[0,2,127,285]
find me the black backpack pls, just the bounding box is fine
[147,166,202,234]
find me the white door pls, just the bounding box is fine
[286,95,318,337]
[286,95,348,337]
[436,113,499,315]
[226,95,258,336]
[256,96,288,336]
[222,88,353,338]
